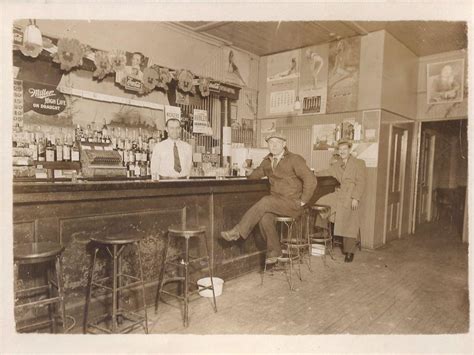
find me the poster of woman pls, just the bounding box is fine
[427,59,464,104]
[299,43,329,114]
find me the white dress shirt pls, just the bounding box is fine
[150,138,193,179]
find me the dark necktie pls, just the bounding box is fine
[174,142,182,173]
[272,157,278,170]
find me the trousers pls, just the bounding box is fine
[236,195,303,258]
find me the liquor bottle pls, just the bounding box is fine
[146,161,151,177]
[140,160,146,177]
[55,137,63,161]
[37,135,46,162]
[134,161,141,177]
[129,141,136,164]
[45,137,55,162]
[75,124,83,142]
[63,133,72,161]
[29,132,38,161]
[127,161,134,178]
[86,124,93,143]
[101,119,108,143]
[71,140,80,162]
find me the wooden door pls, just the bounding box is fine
[385,126,408,242]
[416,131,436,225]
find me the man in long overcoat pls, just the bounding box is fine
[315,139,366,262]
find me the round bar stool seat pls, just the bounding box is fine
[168,224,206,237]
[14,242,68,333]
[156,223,217,328]
[311,204,331,213]
[275,216,296,223]
[14,242,65,263]
[90,234,143,245]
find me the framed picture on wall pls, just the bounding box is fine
[427,59,464,105]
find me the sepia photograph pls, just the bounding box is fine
[1,1,473,354]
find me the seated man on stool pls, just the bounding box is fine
[315,139,366,263]
[220,132,317,264]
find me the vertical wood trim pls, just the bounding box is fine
[398,129,409,238]
[426,135,436,221]
[411,121,422,234]
[382,124,393,245]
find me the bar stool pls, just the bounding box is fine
[309,204,336,265]
[84,234,148,334]
[261,216,303,291]
[155,224,217,328]
[14,242,67,333]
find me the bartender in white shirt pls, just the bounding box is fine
[150,117,193,180]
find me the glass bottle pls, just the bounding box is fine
[71,140,80,162]
[45,136,55,162]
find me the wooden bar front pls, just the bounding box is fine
[13,177,337,328]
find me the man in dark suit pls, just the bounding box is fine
[221,132,317,264]
[315,139,366,262]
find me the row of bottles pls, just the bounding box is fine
[334,122,362,142]
[23,122,166,168]
[126,160,151,178]
[29,132,80,162]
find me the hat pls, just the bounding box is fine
[265,132,287,142]
[337,139,352,148]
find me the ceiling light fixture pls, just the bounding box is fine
[20,19,43,58]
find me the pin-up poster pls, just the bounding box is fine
[299,44,329,115]
[265,49,300,115]
[224,48,250,87]
[327,37,361,113]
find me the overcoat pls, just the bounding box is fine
[315,155,366,239]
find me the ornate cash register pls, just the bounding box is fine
[80,142,127,178]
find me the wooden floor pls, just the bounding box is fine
[144,220,469,335]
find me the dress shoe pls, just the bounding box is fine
[220,227,241,241]
[344,253,354,263]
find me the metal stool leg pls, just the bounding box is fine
[183,237,190,328]
[84,247,98,334]
[305,212,312,272]
[155,233,171,314]
[136,241,149,334]
[55,254,67,333]
[202,231,217,312]
[111,245,118,333]
[46,261,57,333]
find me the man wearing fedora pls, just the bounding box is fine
[221,132,317,264]
[315,139,366,262]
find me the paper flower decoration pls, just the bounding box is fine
[52,38,85,71]
[198,77,211,97]
[20,23,43,58]
[93,51,112,80]
[142,66,159,90]
[108,49,127,73]
[176,69,196,93]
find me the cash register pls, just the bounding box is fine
[80,142,127,178]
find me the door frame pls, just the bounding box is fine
[383,124,409,244]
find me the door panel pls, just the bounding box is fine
[385,126,408,242]
[417,131,436,224]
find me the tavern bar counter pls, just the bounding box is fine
[12,176,339,329]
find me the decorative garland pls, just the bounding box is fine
[16,24,217,98]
